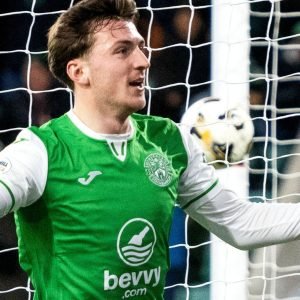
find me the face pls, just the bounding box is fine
[78,20,150,116]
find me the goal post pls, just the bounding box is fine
[210,0,250,299]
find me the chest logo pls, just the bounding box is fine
[117,218,156,267]
[144,153,173,187]
[78,170,102,185]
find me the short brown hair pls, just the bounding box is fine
[48,0,138,89]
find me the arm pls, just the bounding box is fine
[0,129,47,217]
[177,124,300,250]
[184,187,300,250]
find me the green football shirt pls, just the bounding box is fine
[16,113,188,299]
[1,111,300,300]
[0,111,219,299]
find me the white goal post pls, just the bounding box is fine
[211,1,300,300]
[210,0,250,299]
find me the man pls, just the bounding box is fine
[0,0,299,299]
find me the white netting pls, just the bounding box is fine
[247,1,300,299]
[0,1,299,299]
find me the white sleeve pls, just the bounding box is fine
[177,125,300,250]
[0,129,48,217]
[184,187,300,250]
[177,124,220,209]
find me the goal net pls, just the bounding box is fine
[0,1,299,299]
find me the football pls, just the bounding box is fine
[181,97,254,165]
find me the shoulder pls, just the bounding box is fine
[28,114,71,146]
[131,113,179,135]
[1,128,48,174]
[131,114,197,153]
[30,114,69,135]
[131,113,172,123]
[5,128,47,154]
[132,114,190,167]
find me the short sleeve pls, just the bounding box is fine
[177,125,222,209]
[0,129,48,216]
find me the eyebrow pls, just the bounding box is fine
[113,38,145,47]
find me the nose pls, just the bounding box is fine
[133,47,150,70]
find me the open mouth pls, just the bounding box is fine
[129,79,144,89]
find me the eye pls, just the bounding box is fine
[113,43,134,57]
[116,47,129,55]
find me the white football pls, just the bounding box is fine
[181,97,254,164]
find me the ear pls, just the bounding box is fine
[66,59,90,86]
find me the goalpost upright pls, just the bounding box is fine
[211,0,250,299]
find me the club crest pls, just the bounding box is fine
[144,153,173,187]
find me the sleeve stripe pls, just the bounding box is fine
[0,180,16,213]
[181,178,219,210]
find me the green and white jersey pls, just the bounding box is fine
[0,111,220,299]
[2,112,300,299]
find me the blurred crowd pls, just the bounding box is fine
[0,0,299,299]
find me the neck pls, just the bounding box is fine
[72,102,131,135]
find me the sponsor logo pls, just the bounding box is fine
[104,267,161,291]
[144,153,173,187]
[0,158,11,173]
[78,170,102,185]
[104,219,161,298]
[117,218,156,267]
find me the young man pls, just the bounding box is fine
[0,0,299,299]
